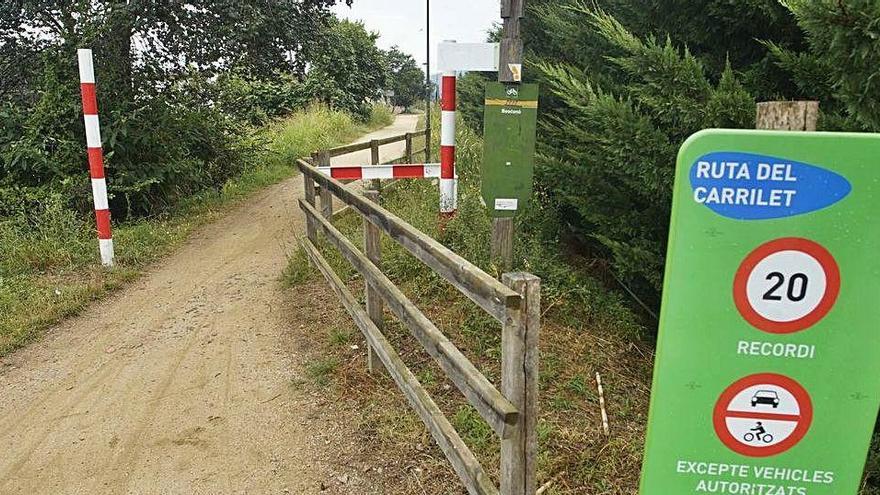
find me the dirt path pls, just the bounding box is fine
[0,115,420,495]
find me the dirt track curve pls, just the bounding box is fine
[0,115,420,494]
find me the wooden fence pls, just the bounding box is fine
[296,133,540,495]
[311,129,428,215]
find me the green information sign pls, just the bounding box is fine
[481,82,538,218]
[641,129,880,495]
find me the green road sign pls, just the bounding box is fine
[640,129,880,495]
[481,82,538,218]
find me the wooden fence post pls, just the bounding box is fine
[756,101,819,131]
[492,219,515,271]
[303,172,318,243]
[501,272,540,495]
[313,151,333,219]
[370,139,382,193]
[405,132,414,163]
[363,189,383,374]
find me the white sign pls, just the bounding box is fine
[494,198,519,211]
[745,250,826,323]
[438,42,500,72]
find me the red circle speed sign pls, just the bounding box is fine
[733,237,840,334]
[713,373,813,458]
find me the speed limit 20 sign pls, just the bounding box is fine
[640,130,880,495]
[733,237,840,334]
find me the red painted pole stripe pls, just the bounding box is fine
[393,165,426,178]
[441,75,456,111]
[724,410,801,422]
[330,167,364,180]
[440,146,455,179]
[80,83,98,115]
[88,148,105,178]
[95,209,112,239]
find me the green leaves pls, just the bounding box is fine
[0,0,397,221]
[780,0,880,131]
[532,4,755,294]
[384,46,427,110]
[309,19,389,120]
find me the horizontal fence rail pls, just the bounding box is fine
[326,129,428,158]
[299,198,519,436]
[295,133,540,495]
[298,158,520,321]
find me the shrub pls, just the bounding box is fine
[534,10,755,295]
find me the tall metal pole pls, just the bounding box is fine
[425,0,432,163]
[491,0,525,270]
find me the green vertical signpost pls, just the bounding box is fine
[641,129,880,494]
[481,82,538,218]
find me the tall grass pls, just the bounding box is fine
[289,108,880,494]
[265,104,393,168]
[0,104,395,356]
[286,107,652,493]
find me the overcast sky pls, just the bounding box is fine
[332,0,500,74]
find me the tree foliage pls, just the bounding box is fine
[384,46,427,110]
[487,0,879,301]
[309,19,388,119]
[524,5,755,295]
[0,1,419,220]
[773,1,880,131]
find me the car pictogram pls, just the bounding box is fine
[751,390,780,408]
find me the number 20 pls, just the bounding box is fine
[763,272,809,302]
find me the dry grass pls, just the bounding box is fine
[280,108,880,495]
[284,215,654,494]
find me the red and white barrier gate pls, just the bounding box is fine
[77,48,114,267]
[318,163,441,180]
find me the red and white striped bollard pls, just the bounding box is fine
[77,48,114,267]
[439,71,458,217]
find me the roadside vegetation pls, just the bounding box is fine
[285,2,880,492]
[459,0,880,308]
[0,1,415,355]
[286,112,652,494]
[0,104,391,356]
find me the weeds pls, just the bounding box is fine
[306,357,340,386]
[0,104,393,356]
[291,108,654,493]
[328,327,353,346]
[281,245,316,288]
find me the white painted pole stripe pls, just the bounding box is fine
[440,178,456,213]
[78,48,113,267]
[84,115,102,148]
[91,178,109,210]
[362,166,389,180]
[77,49,95,83]
[99,239,115,267]
[440,111,456,147]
